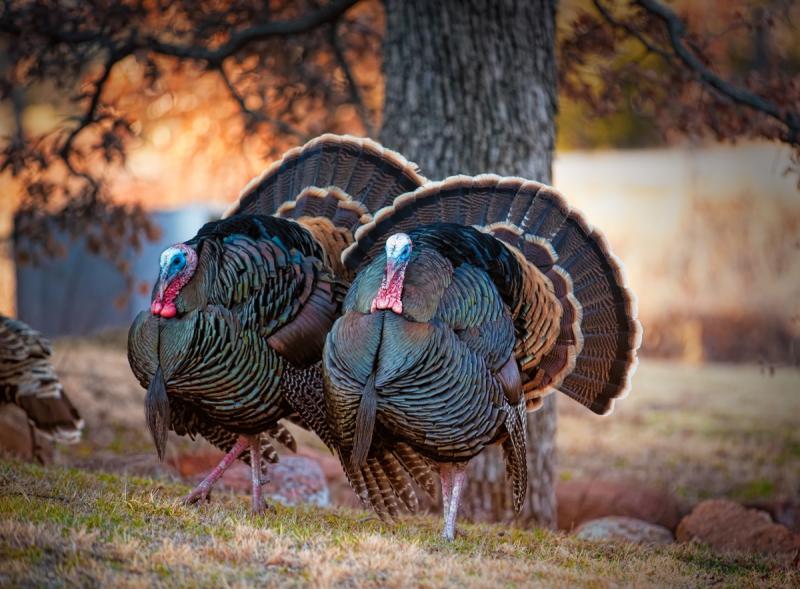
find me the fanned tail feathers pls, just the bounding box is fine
[223,133,425,222]
[343,175,641,416]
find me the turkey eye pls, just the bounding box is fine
[173,258,180,265]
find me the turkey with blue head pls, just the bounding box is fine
[127,135,438,513]
[323,175,642,538]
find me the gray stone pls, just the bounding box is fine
[574,516,674,546]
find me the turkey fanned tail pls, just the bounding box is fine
[342,175,642,416]
[225,134,426,219]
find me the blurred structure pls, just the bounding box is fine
[6,140,799,364]
[14,206,217,336]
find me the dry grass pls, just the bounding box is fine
[559,360,800,507]
[1,337,798,587]
[1,459,798,588]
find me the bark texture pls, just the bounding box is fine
[380,0,558,527]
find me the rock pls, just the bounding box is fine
[184,454,331,507]
[745,499,800,534]
[0,404,53,463]
[171,449,223,479]
[296,447,344,481]
[262,456,330,507]
[676,499,800,558]
[574,516,674,545]
[557,479,681,531]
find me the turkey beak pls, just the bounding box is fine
[157,267,171,299]
[151,271,169,315]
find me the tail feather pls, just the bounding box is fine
[485,178,520,230]
[225,135,425,282]
[377,451,419,513]
[280,364,428,516]
[267,422,297,453]
[502,401,528,513]
[367,456,401,519]
[392,442,437,498]
[343,175,641,416]
[224,134,425,221]
[358,461,392,522]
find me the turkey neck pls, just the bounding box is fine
[371,259,407,314]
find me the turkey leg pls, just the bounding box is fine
[183,436,249,505]
[440,462,469,541]
[249,434,270,514]
[439,464,453,530]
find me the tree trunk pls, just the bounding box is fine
[380,0,558,527]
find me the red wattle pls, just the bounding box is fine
[159,303,177,318]
[151,300,163,315]
[371,262,406,314]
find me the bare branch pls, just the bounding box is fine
[217,66,308,141]
[145,0,359,64]
[634,0,800,146]
[0,0,359,64]
[329,21,375,136]
[593,0,672,63]
[59,48,129,171]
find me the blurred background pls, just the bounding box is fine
[0,0,798,536]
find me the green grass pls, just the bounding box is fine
[1,459,797,588]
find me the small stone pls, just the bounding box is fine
[574,516,674,545]
[557,479,681,531]
[262,456,330,507]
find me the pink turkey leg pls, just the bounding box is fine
[183,436,249,505]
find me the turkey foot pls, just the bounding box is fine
[183,436,249,506]
[440,462,469,541]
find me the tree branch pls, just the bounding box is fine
[0,0,359,64]
[59,48,128,167]
[593,0,673,63]
[634,0,800,145]
[145,0,359,64]
[217,66,308,141]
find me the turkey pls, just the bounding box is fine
[323,175,642,539]
[0,314,83,461]
[128,134,436,513]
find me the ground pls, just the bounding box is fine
[0,335,799,587]
[1,460,797,588]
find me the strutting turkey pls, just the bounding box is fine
[323,175,642,539]
[0,315,83,461]
[127,135,437,513]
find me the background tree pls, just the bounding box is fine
[1,0,798,526]
[380,0,559,527]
